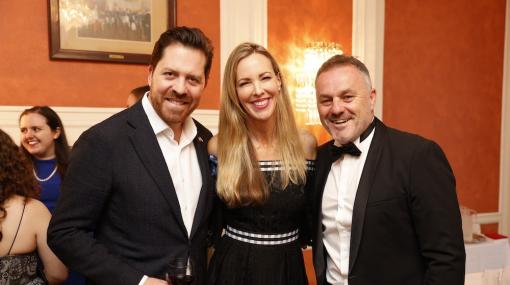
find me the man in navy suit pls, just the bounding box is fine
[311,54,465,285]
[48,27,215,285]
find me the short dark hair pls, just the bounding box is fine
[150,26,214,83]
[316,54,372,88]
[130,85,150,100]
[19,106,70,178]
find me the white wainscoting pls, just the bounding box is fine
[0,106,219,145]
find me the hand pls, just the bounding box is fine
[144,277,168,285]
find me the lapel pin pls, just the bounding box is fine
[198,136,203,143]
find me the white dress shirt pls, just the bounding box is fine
[322,129,375,285]
[139,94,202,284]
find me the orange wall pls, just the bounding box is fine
[268,0,352,145]
[383,0,506,213]
[0,0,220,109]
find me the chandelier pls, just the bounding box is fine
[294,42,343,125]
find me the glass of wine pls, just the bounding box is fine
[166,257,193,285]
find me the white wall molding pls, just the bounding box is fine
[220,0,267,86]
[475,212,502,225]
[352,0,385,120]
[0,106,219,145]
[498,0,510,236]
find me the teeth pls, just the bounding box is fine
[332,119,348,124]
[253,99,269,107]
[166,99,186,105]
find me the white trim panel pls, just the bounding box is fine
[0,106,219,145]
[475,212,502,225]
[220,0,267,86]
[499,0,510,236]
[352,0,385,120]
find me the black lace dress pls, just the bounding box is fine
[0,253,45,285]
[207,157,314,285]
[0,202,46,285]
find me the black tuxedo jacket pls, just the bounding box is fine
[48,101,214,285]
[311,118,465,285]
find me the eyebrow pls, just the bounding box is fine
[188,74,203,83]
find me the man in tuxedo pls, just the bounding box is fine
[311,54,465,285]
[48,27,215,285]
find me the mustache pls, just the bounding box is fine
[163,91,191,103]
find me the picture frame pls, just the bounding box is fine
[48,0,176,64]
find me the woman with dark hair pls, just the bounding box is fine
[19,106,84,285]
[19,106,69,213]
[0,129,67,284]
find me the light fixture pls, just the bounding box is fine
[293,42,343,125]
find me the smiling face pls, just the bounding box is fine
[19,112,60,160]
[235,53,281,124]
[148,43,207,133]
[316,65,376,145]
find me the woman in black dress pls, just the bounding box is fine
[207,42,317,285]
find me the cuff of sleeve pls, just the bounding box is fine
[139,275,148,285]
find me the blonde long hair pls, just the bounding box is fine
[217,42,307,207]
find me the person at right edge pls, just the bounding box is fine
[311,54,465,285]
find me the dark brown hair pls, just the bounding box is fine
[19,106,70,178]
[0,129,40,240]
[150,26,214,83]
[130,85,150,100]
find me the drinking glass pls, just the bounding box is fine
[166,257,193,285]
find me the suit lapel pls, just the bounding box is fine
[349,118,386,273]
[313,141,336,280]
[189,128,209,239]
[127,103,188,236]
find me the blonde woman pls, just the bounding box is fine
[207,43,317,285]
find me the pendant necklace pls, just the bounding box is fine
[33,165,58,182]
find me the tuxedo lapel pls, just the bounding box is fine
[315,141,337,227]
[313,141,337,279]
[189,128,209,239]
[127,104,188,236]
[349,118,386,273]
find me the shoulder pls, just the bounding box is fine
[208,135,218,156]
[74,108,137,150]
[298,129,317,159]
[382,124,447,161]
[24,198,50,219]
[385,125,436,149]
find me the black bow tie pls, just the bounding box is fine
[330,142,361,161]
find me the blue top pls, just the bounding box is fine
[33,158,61,213]
[34,159,86,285]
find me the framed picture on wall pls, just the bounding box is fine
[48,0,175,64]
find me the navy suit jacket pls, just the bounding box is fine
[48,101,214,285]
[311,118,465,285]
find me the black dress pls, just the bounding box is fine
[207,158,314,285]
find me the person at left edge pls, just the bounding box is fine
[47,26,215,285]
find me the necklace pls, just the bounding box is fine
[33,165,58,182]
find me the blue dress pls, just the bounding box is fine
[33,159,85,285]
[33,159,61,213]
[207,157,314,285]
